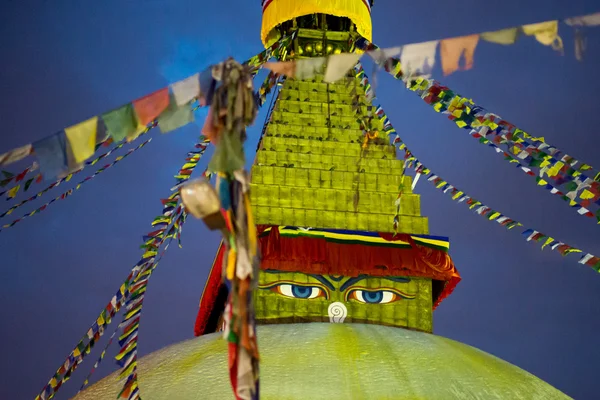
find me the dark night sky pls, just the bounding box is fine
[1,1,600,399]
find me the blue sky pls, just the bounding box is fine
[1,0,599,398]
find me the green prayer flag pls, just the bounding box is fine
[158,96,194,134]
[101,104,139,142]
[24,177,34,191]
[481,28,520,45]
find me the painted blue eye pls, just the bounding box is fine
[276,284,325,299]
[350,290,397,304]
[291,285,312,298]
[362,291,384,303]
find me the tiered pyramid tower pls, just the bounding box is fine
[194,6,460,337]
[251,74,428,234]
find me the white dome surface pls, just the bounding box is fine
[74,323,570,399]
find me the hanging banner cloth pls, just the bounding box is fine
[201,58,260,400]
[34,34,296,398]
[0,29,295,187]
[0,138,152,233]
[0,131,148,219]
[354,38,600,224]
[351,63,600,273]
[33,137,208,400]
[260,0,371,47]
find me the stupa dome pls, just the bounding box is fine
[75,323,569,399]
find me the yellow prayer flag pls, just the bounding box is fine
[65,117,98,163]
[542,237,554,249]
[580,189,595,200]
[489,212,501,220]
[7,185,19,198]
[227,248,237,281]
[97,314,105,326]
[523,21,563,51]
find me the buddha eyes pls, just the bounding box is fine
[259,280,415,304]
[265,283,328,299]
[347,289,415,304]
[348,290,397,304]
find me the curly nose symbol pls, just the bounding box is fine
[328,302,348,323]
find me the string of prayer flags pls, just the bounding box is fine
[115,136,206,400]
[0,139,152,233]
[354,38,600,224]
[403,78,600,222]
[245,29,297,69]
[77,326,119,393]
[0,33,288,180]
[353,64,600,273]
[0,163,38,199]
[0,130,150,220]
[34,137,208,400]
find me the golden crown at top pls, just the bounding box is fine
[260,0,374,46]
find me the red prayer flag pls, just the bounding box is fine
[132,88,169,126]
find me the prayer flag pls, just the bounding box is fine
[132,88,169,126]
[102,104,144,142]
[158,95,194,134]
[171,73,200,106]
[481,28,520,45]
[34,132,68,180]
[324,53,361,83]
[400,41,438,79]
[65,117,98,163]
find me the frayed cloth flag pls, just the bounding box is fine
[64,117,98,163]
[34,132,68,180]
[102,104,144,142]
[0,144,32,167]
[481,28,520,45]
[159,96,194,134]
[400,41,438,79]
[133,88,170,126]
[324,53,361,83]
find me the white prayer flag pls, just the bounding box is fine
[324,53,362,83]
[171,73,200,106]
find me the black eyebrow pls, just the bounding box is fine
[340,275,411,292]
[309,274,336,291]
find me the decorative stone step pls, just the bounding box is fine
[278,89,364,105]
[255,150,405,176]
[251,165,407,193]
[270,110,362,130]
[250,184,421,216]
[260,137,396,158]
[252,206,429,234]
